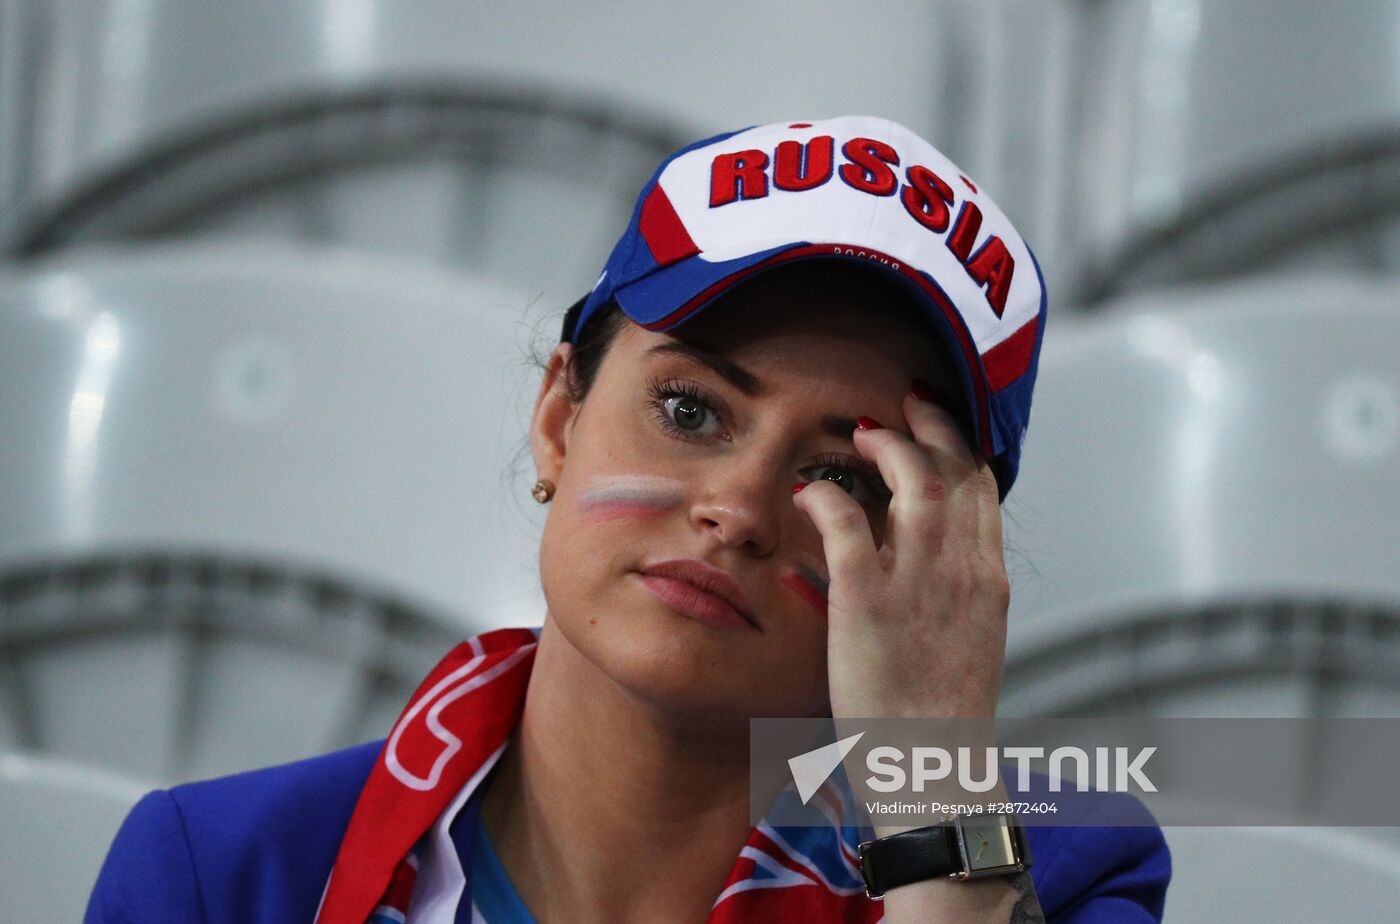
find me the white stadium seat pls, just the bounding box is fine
[0,243,549,782]
[1163,826,1400,922]
[1003,273,1400,719]
[0,750,146,921]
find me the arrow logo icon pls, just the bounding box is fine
[788,732,865,804]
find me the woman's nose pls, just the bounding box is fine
[689,468,782,556]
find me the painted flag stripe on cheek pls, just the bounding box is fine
[782,563,830,617]
[575,474,685,522]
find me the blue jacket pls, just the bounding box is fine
[86,740,1171,922]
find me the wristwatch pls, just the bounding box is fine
[857,812,1032,899]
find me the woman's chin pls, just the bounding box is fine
[623,637,829,730]
[546,579,826,725]
[569,609,755,721]
[610,621,756,706]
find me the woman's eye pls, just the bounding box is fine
[645,378,729,441]
[660,394,716,434]
[802,461,891,507]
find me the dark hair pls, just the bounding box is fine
[557,301,631,404]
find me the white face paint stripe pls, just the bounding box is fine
[576,474,686,507]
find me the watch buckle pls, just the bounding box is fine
[857,839,884,899]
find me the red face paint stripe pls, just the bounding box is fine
[982,315,1039,392]
[781,573,829,618]
[638,244,995,459]
[638,184,701,266]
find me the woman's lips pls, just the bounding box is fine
[637,574,757,631]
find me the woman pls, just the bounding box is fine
[87,116,1170,923]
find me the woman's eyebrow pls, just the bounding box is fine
[646,342,861,440]
[647,342,762,396]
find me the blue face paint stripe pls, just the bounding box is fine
[796,561,830,598]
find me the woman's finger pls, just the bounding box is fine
[901,389,979,481]
[849,424,946,508]
[791,479,884,584]
[898,389,992,561]
[973,455,1006,564]
[905,392,1005,560]
[850,424,962,560]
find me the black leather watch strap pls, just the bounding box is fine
[858,814,1032,899]
[858,824,960,899]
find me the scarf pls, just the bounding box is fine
[314,626,882,923]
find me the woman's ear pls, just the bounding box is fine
[530,343,577,482]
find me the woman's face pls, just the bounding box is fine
[531,267,964,730]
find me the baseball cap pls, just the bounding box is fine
[559,115,1047,500]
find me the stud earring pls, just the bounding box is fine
[531,478,556,504]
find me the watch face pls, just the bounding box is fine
[956,816,1021,877]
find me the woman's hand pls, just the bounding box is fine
[792,382,1009,721]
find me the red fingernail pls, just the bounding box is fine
[910,378,936,402]
[855,416,883,431]
[791,482,808,494]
